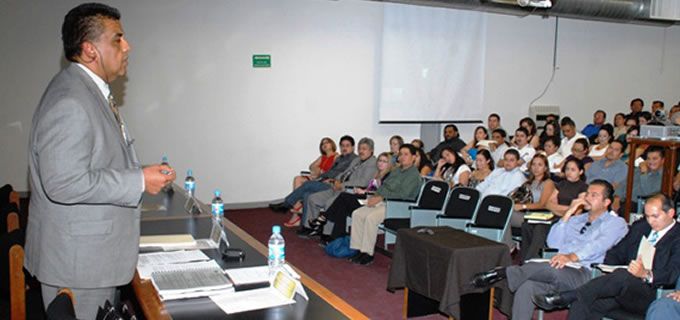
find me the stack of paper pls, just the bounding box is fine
[137,250,210,279]
[140,234,196,250]
[150,260,233,301]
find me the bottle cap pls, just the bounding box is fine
[214,189,221,197]
[187,169,193,176]
[272,225,281,234]
[162,155,168,163]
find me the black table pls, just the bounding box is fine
[132,191,365,319]
[387,227,512,319]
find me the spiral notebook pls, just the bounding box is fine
[150,260,233,300]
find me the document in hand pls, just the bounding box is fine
[596,264,628,273]
[638,235,656,270]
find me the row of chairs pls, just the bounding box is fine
[379,180,514,248]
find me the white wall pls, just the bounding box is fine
[1,0,679,205]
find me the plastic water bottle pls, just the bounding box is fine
[184,169,195,197]
[161,155,172,193]
[211,189,224,224]
[268,225,285,276]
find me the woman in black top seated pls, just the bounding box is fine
[307,152,393,240]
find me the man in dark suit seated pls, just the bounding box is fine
[534,193,680,319]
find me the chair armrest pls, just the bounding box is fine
[385,198,417,203]
[539,248,558,259]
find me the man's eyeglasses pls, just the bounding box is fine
[580,222,592,235]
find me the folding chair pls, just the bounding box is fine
[466,195,513,242]
[436,187,481,231]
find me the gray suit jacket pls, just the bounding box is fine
[25,63,144,288]
[321,156,378,208]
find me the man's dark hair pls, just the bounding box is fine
[639,111,653,121]
[493,128,507,138]
[340,135,355,146]
[488,113,500,121]
[646,145,665,158]
[444,124,459,133]
[653,100,665,108]
[590,179,614,210]
[515,127,529,138]
[400,143,417,156]
[504,148,520,161]
[611,139,626,151]
[595,109,607,119]
[631,98,644,106]
[560,117,576,128]
[545,135,561,148]
[62,3,121,62]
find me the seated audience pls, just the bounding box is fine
[472,180,627,320]
[557,138,593,174]
[639,111,653,126]
[490,128,511,167]
[534,193,680,320]
[488,113,502,132]
[585,139,627,190]
[546,158,588,217]
[521,117,541,149]
[588,124,613,161]
[433,147,471,187]
[410,138,424,150]
[622,125,643,161]
[462,126,489,165]
[476,149,526,198]
[285,137,337,221]
[539,120,561,151]
[612,112,628,140]
[510,154,555,258]
[469,149,494,188]
[627,97,645,120]
[305,152,393,240]
[388,135,404,164]
[348,144,422,265]
[415,147,434,177]
[513,127,536,172]
[581,109,606,142]
[615,145,665,212]
[559,117,587,158]
[543,136,564,175]
[428,124,466,163]
[294,138,377,229]
[647,287,680,319]
[269,135,357,213]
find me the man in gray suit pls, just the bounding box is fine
[25,3,175,318]
[300,137,378,234]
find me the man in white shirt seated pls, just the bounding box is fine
[476,149,526,198]
[513,127,536,172]
[559,117,587,158]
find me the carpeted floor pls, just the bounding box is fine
[228,207,569,320]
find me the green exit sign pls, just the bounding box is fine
[252,54,271,68]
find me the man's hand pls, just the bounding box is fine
[667,291,680,302]
[366,195,383,208]
[333,180,344,191]
[563,193,586,222]
[143,164,176,195]
[549,253,577,269]
[628,255,649,279]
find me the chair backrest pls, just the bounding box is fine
[416,180,449,210]
[443,187,481,219]
[472,195,514,229]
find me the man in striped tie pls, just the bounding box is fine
[534,193,680,319]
